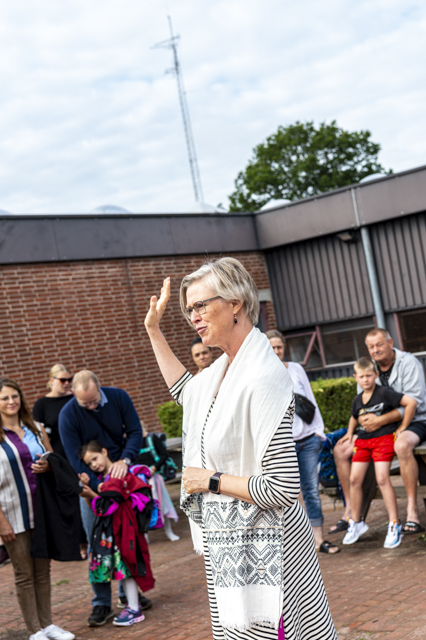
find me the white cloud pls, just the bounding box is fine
[0,0,424,213]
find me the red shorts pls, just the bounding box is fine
[352,433,395,463]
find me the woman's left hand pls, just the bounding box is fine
[183,467,213,494]
[31,456,50,474]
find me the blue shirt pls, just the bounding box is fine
[22,426,45,462]
[58,387,142,491]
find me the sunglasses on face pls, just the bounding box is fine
[184,296,222,319]
[54,377,73,384]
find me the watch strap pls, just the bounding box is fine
[209,471,224,494]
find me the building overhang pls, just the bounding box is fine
[1,164,426,264]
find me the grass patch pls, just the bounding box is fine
[54,579,70,586]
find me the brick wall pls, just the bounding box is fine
[0,251,276,431]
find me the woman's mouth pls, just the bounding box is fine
[197,326,207,335]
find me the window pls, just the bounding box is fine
[321,319,374,366]
[256,301,270,333]
[399,309,426,354]
[285,332,323,368]
[283,318,375,370]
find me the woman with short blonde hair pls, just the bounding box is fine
[145,257,337,640]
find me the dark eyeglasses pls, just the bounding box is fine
[54,377,73,384]
[184,296,222,319]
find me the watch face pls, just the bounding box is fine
[209,476,220,493]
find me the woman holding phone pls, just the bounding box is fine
[0,377,75,640]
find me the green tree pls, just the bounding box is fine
[228,120,391,212]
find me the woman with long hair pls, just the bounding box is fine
[0,377,75,640]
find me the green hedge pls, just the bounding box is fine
[310,377,357,433]
[157,401,183,438]
[157,376,356,437]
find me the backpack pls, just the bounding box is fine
[144,435,178,481]
[318,428,347,491]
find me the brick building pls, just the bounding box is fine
[1,163,426,429]
[0,251,275,430]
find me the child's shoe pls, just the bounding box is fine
[342,518,369,545]
[113,606,145,627]
[384,520,403,548]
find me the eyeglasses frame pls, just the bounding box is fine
[185,296,222,318]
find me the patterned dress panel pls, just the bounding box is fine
[204,499,284,589]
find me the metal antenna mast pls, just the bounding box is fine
[152,16,204,203]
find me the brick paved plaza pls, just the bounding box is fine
[2,482,426,640]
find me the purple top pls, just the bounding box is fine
[4,429,37,508]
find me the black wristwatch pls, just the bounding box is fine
[208,472,224,494]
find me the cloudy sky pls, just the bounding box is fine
[0,0,425,213]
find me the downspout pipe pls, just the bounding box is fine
[351,189,387,330]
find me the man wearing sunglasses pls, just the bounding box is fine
[58,370,151,627]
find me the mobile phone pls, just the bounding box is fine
[38,452,51,461]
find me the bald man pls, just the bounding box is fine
[59,371,151,626]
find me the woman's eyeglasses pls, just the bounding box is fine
[184,296,222,319]
[54,377,73,384]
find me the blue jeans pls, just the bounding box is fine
[295,434,324,527]
[80,497,118,608]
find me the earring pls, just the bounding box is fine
[234,314,238,324]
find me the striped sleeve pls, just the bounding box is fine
[169,371,193,406]
[248,400,300,509]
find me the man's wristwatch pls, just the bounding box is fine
[208,472,224,494]
[121,458,131,467]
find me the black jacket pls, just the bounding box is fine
[31,453,82,561]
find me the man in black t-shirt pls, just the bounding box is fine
[341,357,417,548]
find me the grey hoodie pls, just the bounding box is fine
[375,348,426,422]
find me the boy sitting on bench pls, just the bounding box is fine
[342,357,417,549]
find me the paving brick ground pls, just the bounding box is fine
[2,479,426,640]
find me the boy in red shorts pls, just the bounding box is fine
[342,357,417,548]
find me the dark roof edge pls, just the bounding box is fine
[253,163,426,215]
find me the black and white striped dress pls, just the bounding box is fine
[171,372,336,640]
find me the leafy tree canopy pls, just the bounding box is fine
[228,120,391,212]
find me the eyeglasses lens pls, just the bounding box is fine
[186,302,205,318]
[57,378,72,384]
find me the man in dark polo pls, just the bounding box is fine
[59,370,151,627]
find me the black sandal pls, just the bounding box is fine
[318,540,340,554]
[403,521,425,534]
[328,519,348,534]
[317,540,340,555]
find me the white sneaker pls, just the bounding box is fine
[42,625,75,640]
[384,521,403,548]
[30,632,49,640]
[342,518,369,545]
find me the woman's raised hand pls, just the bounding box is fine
[145,277,171,332]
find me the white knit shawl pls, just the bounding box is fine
[180,327,293,631]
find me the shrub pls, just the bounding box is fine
[310,377,357,433]
[157,401,183,438]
